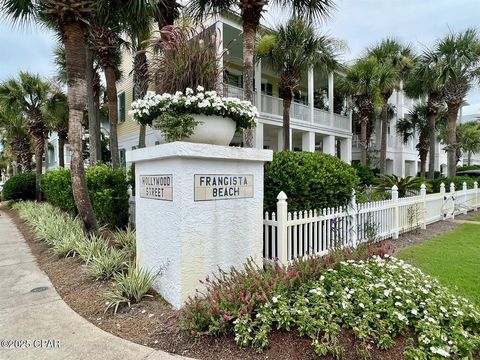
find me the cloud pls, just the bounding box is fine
[0,21,56,81]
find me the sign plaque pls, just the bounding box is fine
[140,175,173,201]
[194,174,254,201]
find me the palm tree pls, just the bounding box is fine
[367,39,414,173]
[188,0,335,148]
[404,54,445,180]
[425,29,480,177]
[43,89,69,168]
[338,57,384,165]
[396,105,431,178]
[438,121,480,166]
[0,106,33,175]
[1,0,98,231]
[0,72,50,200]
[374,174,431,198]
[88,12,126,169]
[256,18,338,150]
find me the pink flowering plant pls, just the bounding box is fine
[129,86,258,141]
[183,243,480,359]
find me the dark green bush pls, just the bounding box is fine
[41,164,129,228]
[264,151,359,213]
[2,173,36,201]
[41,167,76,213]
[431,176,476,193]
[353,163,376,186]
[457,165,480,172]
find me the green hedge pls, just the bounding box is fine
[2,173,36,201]
[264,151,359,213]
[42,164,129,228]
[457,165,480,172]
[431,176,476,193]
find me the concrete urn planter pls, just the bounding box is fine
[184,114,236,146]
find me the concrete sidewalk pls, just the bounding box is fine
[0,208,192,360]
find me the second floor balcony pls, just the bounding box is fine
[223,83,351,134]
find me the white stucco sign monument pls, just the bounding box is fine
[127,142,272,309]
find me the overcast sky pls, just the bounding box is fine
[1,0,480,115]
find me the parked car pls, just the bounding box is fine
[456,170,480,178]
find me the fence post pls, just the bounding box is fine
[440,182,446,220]
[350,189,358,247]
[276,191,289,266]
[392,185,399,239]
[450,182,456,219]
[474,181,478,211]
[463,181,468,214]
[420,183,427,230]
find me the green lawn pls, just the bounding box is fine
[398,224,480,306]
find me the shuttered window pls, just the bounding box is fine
[119,148,126,168]
[118,92,126,123]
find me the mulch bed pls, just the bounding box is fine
[3,204,478,360]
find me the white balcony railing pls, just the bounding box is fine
[222,83,351,133]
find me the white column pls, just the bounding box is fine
[398,80,405,119]
[289,129,293,151]
[323,134,335,156]
[254,121,264,149]
[340,137,352,163]
[277,128,284,151]
[215,21,224,91]
[302,131,315,152]
[255,60,262,112]
[328,72,334,125]
[308,66,314,124]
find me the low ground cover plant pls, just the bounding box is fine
[12,201,152,312]
[185,245,480,359]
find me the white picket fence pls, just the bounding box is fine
[264,181,480,264]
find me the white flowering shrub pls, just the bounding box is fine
[233,256,480,359]
[129,86,258,141]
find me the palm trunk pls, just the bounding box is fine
[33,135,43,201]
[427,112,437,180]
[104,65,120,169]
[62,21,97,232]
[468,151,472,166]
[44,138,49,174]
[282,96,292,151]
[419,149,428,178]
[379,100,389,173]
[242,21,256,148]
[58,135,65,168]
[93,71,102,161]
[134,49,148,149]
[446,103,460,177]
[12,152,18,176]
[360,116,368,165]
[86,48,100,164]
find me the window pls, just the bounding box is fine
[261,83,273,96]
[118,92,126,123]
[119,148,126,168]
[225,71,243,87]
[155,141,160,145]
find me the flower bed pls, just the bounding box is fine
[185,252,480,359]
[129,86,258,131]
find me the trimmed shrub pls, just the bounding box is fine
[264,151,359,213]
[2,173,36,201]
[431,176,476,193]
[457,165,480,171]
[353,163,376,186]
[41,164,129,228]
[41,167,76,213]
